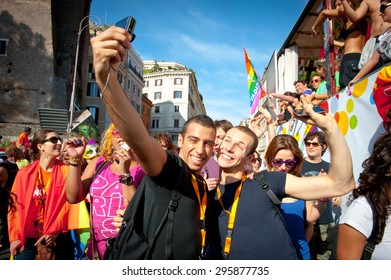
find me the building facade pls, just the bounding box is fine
[82,37,147,133]
[0,0,90,136]
[143,60,206,144]
[141,94,153,131]
[0,1,149,138]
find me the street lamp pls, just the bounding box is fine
[68,15,101,133]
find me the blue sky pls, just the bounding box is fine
[90,0,308,125]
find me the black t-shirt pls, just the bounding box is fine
[139,152,214,259]
[301,159,330,177]
[209,171,298,260]
[301,159,334,224]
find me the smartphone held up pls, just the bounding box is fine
[293,106,326,118]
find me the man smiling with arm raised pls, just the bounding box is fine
[207,96,355,259]
[66,26,216,259]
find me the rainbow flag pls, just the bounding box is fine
[244,48,266,115]
[68,200,90,259]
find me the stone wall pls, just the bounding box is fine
[0,0,90,125]
[0,123,40,142]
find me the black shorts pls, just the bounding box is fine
[340,53,361,89]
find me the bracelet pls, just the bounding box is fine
[68,162,79,167]
[69,157,82,166]
[69,157,82,162]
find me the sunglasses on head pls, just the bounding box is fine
[271,158,297,169]
[41,136,62,144]
[112,129,121,138]
[305,141,321,148]
[311,79,320,84]
[380,2,391,13]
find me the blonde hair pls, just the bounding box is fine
[99,123,116,159]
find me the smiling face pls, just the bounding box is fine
[38,132,62,160]
[311,75,322,90]
[217,127,255,173]
[178,122,215,173]
[295,82,305,93]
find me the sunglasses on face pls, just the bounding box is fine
[311,79,320,84]
[41,136,62,144]
[271,158,297,169]
[112,129,121,138]
[305,141,321,148]
[251,158,262,164]
[380,3,391,13]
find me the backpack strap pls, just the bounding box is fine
[164,189,182,259]
[146,155,185,259]
[254,171,288,230]
[361,196,377,260]
[145,188,181,259]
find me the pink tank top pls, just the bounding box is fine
[88,156,124,259]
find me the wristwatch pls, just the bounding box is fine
[119,173,133,185]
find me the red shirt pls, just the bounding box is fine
[17,132,30,149]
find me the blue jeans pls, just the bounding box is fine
[14,238,37,260]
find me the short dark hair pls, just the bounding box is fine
[294,80,308,86]
[304,131,327,156]
[181,115,215,136]
[24,127,32,133]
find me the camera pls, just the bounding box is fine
[115,16,136,42]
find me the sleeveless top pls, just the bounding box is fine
[88,156,125,259]
[337,19,367,41]
[281,199,311,260]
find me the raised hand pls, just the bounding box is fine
[63,137,86,159]
[248,115,267,138]
[294,95,334,130]
[90,26,132,84]
[257,105,272,124]
[113,145,132,173]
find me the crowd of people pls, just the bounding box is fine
[1,1,390,261]
[266,0,391,128]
